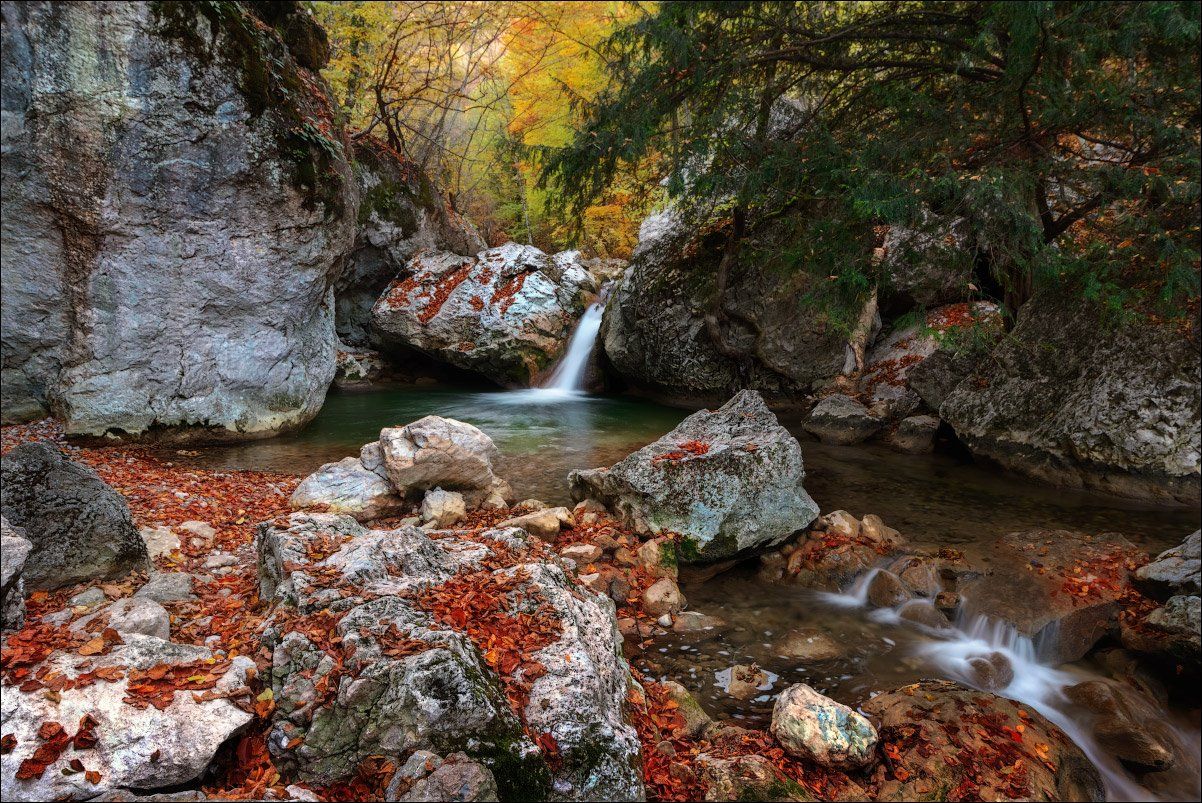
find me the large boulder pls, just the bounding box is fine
[961,530,1144,665]
[0,442,149,590]
[0,635,254,802]
[601,210,850,405]
[371,243,595,386]
[1121,594,1201,669]
[1,518,32,630]
[1,2,358,439]
[336,136,484,348]
[256,513,643,800]
[941,290,1201,505]
[569,390,819,563]
[862,680,1104,802]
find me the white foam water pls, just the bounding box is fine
[543,301,605,393]
[820,572,1198,801]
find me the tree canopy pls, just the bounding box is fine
[541,1,1201,318]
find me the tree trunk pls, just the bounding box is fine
[843,286,879,381]
[703,207,749,360]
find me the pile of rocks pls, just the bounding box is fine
[289,415,513,523]
[1123,530,1200,670]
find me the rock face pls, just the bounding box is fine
[1122,594,1201,668]
[372,244,595,386]
[336,136,484,348]
[1,1,358,439]
[256,512,643,800]
[860,302,1002,421]
[602,210,850,404]
[0,442,149,589]
[0,635,254,802]
[769,684,877,769]
[569,390,819,563]
[941,290,1201,505]
[863,680,1104,802]
[1,518,32,630]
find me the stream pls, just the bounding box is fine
[174,384,1202,801]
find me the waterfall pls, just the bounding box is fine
[542,302,605,394]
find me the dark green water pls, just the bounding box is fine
[181,383,1198,553]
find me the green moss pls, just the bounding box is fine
[659,540,679,569]
[677,536,702,563]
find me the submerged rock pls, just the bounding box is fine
[569,390,819,563]
[885,414,940,454]
[1,1,356,439]
[941,290,1200,505]
[863,680,1104,802]
[372,244,595,386]
[773,628,843,662]
[0,635,254,802]
[770,683,878,769]
[803,394,882,446]
[1065,680,1178,772]
[0,442,149,589]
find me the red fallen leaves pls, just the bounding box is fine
[652,439,711,465]
[490,270,533,315]
[15,715,100,780]
[419,263,474,323]
[124,658,235,711]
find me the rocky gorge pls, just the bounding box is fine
[2,2,1201,803]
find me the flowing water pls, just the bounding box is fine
[174,383,1201,801]
[541,301,606,394]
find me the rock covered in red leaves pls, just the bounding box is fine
[862,680,1104,802]
[371,243,596,386]
[255,511,644,800]
[0,634,254,802]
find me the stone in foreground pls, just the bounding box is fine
[570,390,818,563]
[769,683,877,770]
[862,680,1103,802]
[289,442,405,522]
[1,518,32,630]
[1,442,149,589]
[256,512,643,800]
[0,635,254,802]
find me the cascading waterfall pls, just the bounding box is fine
[541,299,606,395]
[818,572,1198,802]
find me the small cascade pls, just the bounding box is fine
[542,301,605,394]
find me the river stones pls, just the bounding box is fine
[1065,680,1178,772]
[569,390,819,564]
[498,507,573,541]
[289,442,406,522]
[885,414,940,454]
[866,570,910,609]
[642,577,686,617]
[803,394,883,446]
[380,416,500,492]
[0,442,149,590]
[420,488,466,529]
[862,680,1104,802]
[770,683,878,769]
[371,243,595,386]
[662,681,713,739]
[1121,594,1201,669]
